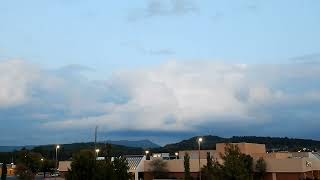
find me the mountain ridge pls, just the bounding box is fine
[104,139,161,149]
[0,139,160,152]
[159,135,320,152]
[2,135,320,153]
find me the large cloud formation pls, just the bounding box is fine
[1,60,320,145]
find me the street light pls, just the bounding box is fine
[198,137,203,180]
[41,158,44,161]
[145,150,150,160]
[95,149,100,157]
[175,152,179,160]
[55,145,60,170]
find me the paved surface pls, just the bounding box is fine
[7,176,64,180]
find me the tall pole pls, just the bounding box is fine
[55,145,60,170]
[56,147,57,166]
[198,137,203,180]
[94,126,98,160]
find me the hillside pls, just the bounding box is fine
[105,140,160,149]
[0,146,34,152]
[159,135,320,152]
[31,142,144,161]
[157,135,225,152]
[2,135,320,163]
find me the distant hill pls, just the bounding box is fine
[0,139,159,153]
[157,135,225,152]
[0,146,35,152]
[158,135,320,152]
[31,142,144,160]
[0,142,144,162]
[105,140,160,149]
[2,135,320,162]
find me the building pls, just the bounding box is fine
[58,161,71,177]
[58,143,320,180]
[0,163,16,177]
[136,143,320,180]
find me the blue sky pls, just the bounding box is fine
[0,0,320,145]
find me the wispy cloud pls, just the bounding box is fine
[122,41,176,56]
[290,52,320,63]
[128,0,198,21]
[142,48,175,56]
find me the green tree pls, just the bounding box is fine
[65,150,96,180]
[105,144,113,162]
[113,157,131,180]
[184,153,193,180]
[211,159,223,180]
[40,159,55,178]
[66,147,131,180]
[221,144,253,180]
[149,158,168,179]
[15,150,42,180]
[201,152,213,180]
[255,158,266,180]
[206,152,213,170]
[1,163,7,180]
[202,153,223,180]
[15,164,34,180]
[94,160,115,180]
[241,154,254,180]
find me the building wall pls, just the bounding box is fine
[178,150,216,159]
[263,173,274,180]
[216,143,266,155]
[144,172,199,180]
[264,158,320,173]
[270,171,320,180]
[0,166,15,176]
[58,161,71,172]
[265,158,305,172]
[143,171,318,180]
[255,152,292,160]
[143,159,207,173]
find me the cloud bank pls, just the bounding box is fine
[1,60,320,144]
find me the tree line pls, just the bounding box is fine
[65,144,132,180]
[0,149,56,180]
[0,144,132,180]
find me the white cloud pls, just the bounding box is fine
[1,60,320,142]
[41,61,320,133]
[0,60,39,107]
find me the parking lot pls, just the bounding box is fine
[6,176,64,180]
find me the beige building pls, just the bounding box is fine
[141,143,320,180]
[58,143,320,180]
[0,164,16,177]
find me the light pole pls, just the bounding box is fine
[175,152,179,160]
[95,149,100,158]
[41,158,44,178]
[55,145,60,170]
[198,137,203,180]
[145,150,149,160]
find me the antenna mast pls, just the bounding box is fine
[94,126,98,159]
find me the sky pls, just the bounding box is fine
[0,0,320,146]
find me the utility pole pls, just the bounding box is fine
[94,126,98,160]
[198,137,203,180]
